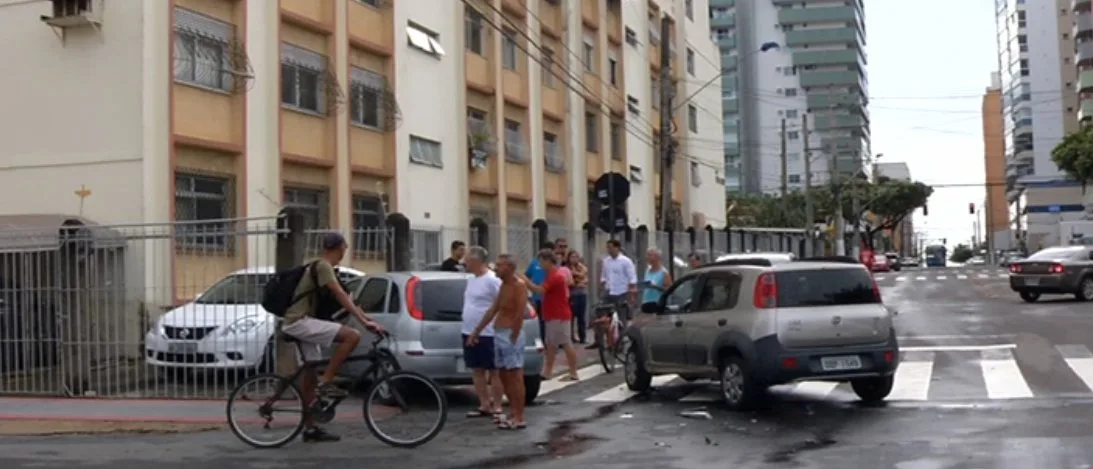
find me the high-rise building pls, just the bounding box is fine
[1078,0,1093,126]
[713,0,869,195]
[982,72,1011,251]
[0,0,727,292]
[995,0,1081,249]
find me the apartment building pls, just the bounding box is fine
[872,162,914,255]
[982,73,1012,251]
[0,0,726,296]
[717,0,870,195]
[996,0,1082,249]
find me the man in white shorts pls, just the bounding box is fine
[281,232,385,443]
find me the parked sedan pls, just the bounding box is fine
[1009,246,1093,302]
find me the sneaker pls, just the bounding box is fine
[302,427,341,443]
[317,381,348,399]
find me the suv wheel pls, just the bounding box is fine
[851,376,894,403]
[523,374,542,404]
[1077,277,1093,301]
[719,354,761,411]
[1019,291,1040,303]
[623,345,652,392]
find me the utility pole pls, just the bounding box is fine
[657,15,674,236]
[850,161,861,258]
[802,114,813,257]
[831,145,845,255]
[779,118,788,201]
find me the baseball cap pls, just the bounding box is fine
[321,232,347,250]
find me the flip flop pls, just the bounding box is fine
[466,409,495,418]
[497,420,527,430]
[559,375,580,382]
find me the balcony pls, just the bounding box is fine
[793,49,865,68]
[1080,69,1093,93]
[1015,148,1034,163]
[1077,0,1092,13]
[710,0,735,6]
[717,35,735,49]
[778,6,861,25]
[710,13,734,29]
[1077,10,1093,37]
[800,70,865,88]
[722,97,738,113]
[721,54,737,71]
[785,27,861,47]
[807,93,864,110]
[1078,41,1093,65]
[1080,98,1093,122]
[813,113,867,131]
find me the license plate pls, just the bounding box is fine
[168,342,198,354]
[820,355,862,371]
[1025,277,1040,286]
[456,359,468,374]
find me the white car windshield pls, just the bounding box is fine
[194,274,272,305]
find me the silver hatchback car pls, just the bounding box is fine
[327,271,545,403]
[624,257,898,410]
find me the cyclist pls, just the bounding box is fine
[595,239,636,341]
[640,247,673,313]
[281,232,386,443]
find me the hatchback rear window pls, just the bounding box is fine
[415,279,468,321]
[775,269,877,307]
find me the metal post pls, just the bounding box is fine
[831,145,845,255]
[851,170,861,258]
[275,209,306,377]
[657,16,675,274]
[779,118,788,202]
[802,114,813,257]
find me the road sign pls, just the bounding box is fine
[594,172,630,205]
[597,206,629,234]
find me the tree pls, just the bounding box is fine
[857,179,933,250]
[950,244,974,263]
[1051,125,1093,183]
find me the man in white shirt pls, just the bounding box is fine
[461,246,505,419]
[599,239,638,324]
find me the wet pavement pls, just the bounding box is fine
[7,265,1093,468]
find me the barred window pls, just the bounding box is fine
[173,7,235,91]
[281,43,326,113]
[504,119,526,163]
[349,66,384,129]
[352,194,386,252]
[174,172,233,249]
[283,186,329,231]
[544,132,564,172]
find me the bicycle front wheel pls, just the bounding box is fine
[226,373,306,449]
[363,370,447,448]
[597,324,617,373]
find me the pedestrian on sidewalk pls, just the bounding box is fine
[440,240,467,272]
[641,248,673,313]
[460,246,505,420]
[566,250,590,344]
[523,249,580,382]
[467,254,529,430]
[524,241,553,342]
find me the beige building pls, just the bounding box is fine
[982,72,1010,250]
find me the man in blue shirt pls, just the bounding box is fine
[525,241,553,342]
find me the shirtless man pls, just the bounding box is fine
[467,254,529,430]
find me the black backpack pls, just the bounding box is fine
[261,261,319,317]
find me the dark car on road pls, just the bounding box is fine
[1009,246,1093,302]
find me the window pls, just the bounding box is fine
[610,121,622,160]
[349,66,384,129]
[583,36,595,72]
[627,95,640,114]
[502,29,518,70]
[465,10,484,55]
[504,119,526,162]
[694,274,739,311]
[352,194,385,252]
[281,43,326,113]
[607,51,618,85]
[283,186,329,230]
[686,48,696,76]
[787,130,799,140]
[542,48,556,87]
[782,66,796,76]
[175,172,232,249]
[662,276,697,311]
[544,132,564,172]
[784,109,798,119]
[687,104,698,132]
[711,7,731,18]
[408,135,442,167]
[173,8,235,92]
[787,152,801,161]
[357,278,390,312]
[585,112,599,152]
[788,174,801,184]
[651,75,660,108]
[685,0,693,19]
[407,23,445,57]
[783,88,797,97]
[354,0,379,6]
[624,27,638,46]
[712,29,731,41]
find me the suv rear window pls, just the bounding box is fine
[775,269,877,307]
[415,279,468,321]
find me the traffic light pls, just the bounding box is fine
[942,238,947,244]
[968,203,975,214]
[923,205,928,216]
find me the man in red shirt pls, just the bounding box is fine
[523,248,579,381]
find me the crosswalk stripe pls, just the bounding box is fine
[888,354,934,400]
[978,274,989,278]
[896,276,907,281]
[539,365,605,396]
[980,348,1033,399]
[1057,345,1093,392]
[998,274,1008,279]
[937,275,947,280]
[915,276,926,280]
[585,374,678,402]
[875,276,886,281]
[957,274,967,279]
[789,381,839,397]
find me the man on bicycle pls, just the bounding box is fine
[281,232,385,443]
[592,239,636,350]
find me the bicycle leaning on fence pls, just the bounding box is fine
[590,301,630,374]
[226,331,448,449]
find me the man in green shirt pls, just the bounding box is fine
[281,232,384,442]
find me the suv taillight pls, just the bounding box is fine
[1010,264,1022,273]
[753,273,777,309]
[406,276,424,320]
[1051,264,1065,274]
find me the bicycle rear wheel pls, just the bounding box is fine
[363,370,447,448]
[597,324,617,373]
[226,373,306,449]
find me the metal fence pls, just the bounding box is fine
[0,212,819,399]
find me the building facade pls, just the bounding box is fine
[982,72,1012,251]
[714,0,869,195]
[873,162,914,255]
[1,0,726,300]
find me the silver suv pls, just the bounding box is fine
[623,257,898,410]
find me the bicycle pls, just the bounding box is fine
[591,301,629,374]
[226,331,447,449]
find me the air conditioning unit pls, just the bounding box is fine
[41,0,103,28]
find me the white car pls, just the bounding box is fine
[144,266,365,372]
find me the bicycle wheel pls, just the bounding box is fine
[363,370,447,448]
[597,324,616,373]
[226,373,306,449]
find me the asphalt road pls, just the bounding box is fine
[8,264,1093,468]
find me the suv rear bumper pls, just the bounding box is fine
[752,333,899,386]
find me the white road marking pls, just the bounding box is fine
[898,334,1017,341]
[901,344,1016,352]
[585,374,678,402]
[916,276,926,280]
[1057,345,1093,392]
[789,381,839,398]
[978,274,989,279]
[998,274,1009,279]
[875,276,886,281]
[896,276,907,281]
[937,276,947,280]
[888,355,935,401]
[539,365,605,396]
[957,274,967,279]
[980,348,1034,399]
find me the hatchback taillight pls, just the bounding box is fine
[1050,264,1065,274]
[753,273,777,309]
[406,276,424,320]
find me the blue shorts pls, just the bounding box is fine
[493,328,525,370]
[462,334,495,369]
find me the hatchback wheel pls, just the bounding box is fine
[623,346,652,392]
[851,376,894,403]
[719,354,761,411]
[1019,291,1040,303]
[1077,277,1093,301]
[523,375,542,405]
